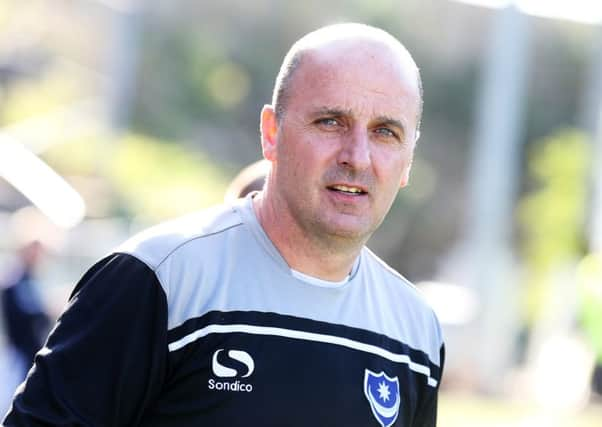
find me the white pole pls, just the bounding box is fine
[105,0,144,131]
[466,5,530,391]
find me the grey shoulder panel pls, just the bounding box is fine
[116,204,243,271]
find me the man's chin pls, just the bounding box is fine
[318,219,373,243]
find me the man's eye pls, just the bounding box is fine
[374,127,397,138]
[316,118,340,127]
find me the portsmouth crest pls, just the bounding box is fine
[363,369,401,427]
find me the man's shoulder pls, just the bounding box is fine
[361,247,421,296]
[361,247,441,324]
[116,203,243,271]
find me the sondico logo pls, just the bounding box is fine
[208,349,255,392]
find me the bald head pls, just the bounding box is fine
[272,23,423,130]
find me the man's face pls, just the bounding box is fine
[263,40,421,246]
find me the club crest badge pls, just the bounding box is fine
[363,369,401,427]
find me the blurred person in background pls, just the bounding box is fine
[4,23,444,426]
[223,159,270,202]
[0,239,51,383]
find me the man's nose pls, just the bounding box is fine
[337,128,371,170]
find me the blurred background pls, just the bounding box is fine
[1,0,602,425]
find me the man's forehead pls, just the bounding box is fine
[295,46,420,106]
[305,37,403,65]
[297,38,419,91]
[306,32,415,65]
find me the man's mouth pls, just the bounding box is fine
[328,184,367,195]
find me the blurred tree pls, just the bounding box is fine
[523,19,592,147]
[1,60,86,125]
[42,133,231,222]
[109,133,230,221]
[518,130,591,325]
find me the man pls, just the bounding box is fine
[1,240,51,382]
[4,23,444,426]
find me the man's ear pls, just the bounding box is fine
[260,105,278,161]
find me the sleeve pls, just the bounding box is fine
[3,253,169,427]
[413,343,445,427]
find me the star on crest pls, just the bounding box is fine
[377,381,390,401]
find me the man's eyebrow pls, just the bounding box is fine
[311,107,352,117]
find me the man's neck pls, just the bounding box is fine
[252,192,362,282]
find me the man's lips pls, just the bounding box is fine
[326,184,368,195]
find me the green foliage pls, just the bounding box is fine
[517,130,590,324]
[131,28,253,138]
[42,133,231,221]
[109,134,230,221]
[42,135,104,176]
[1,62,86,125]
